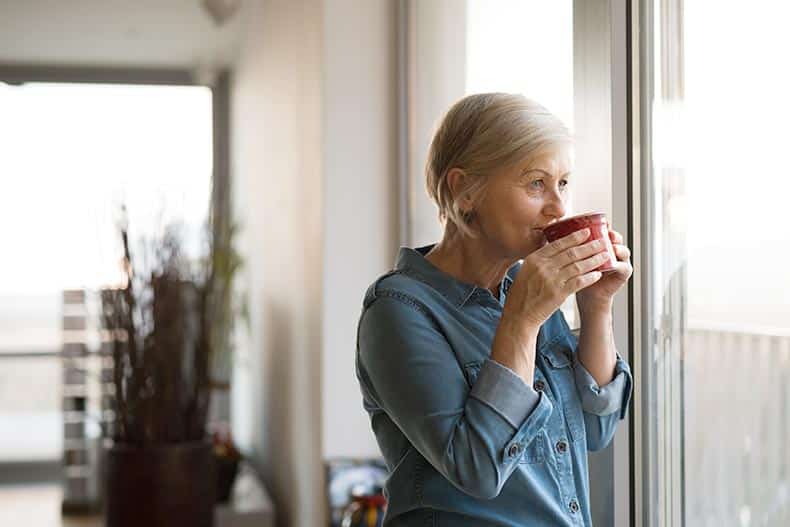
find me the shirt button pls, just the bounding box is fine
[569,499,579,513]
[533,379,545,392]
[556,440,568,454]
[507,444,521,458]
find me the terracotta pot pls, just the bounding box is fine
[104,440,215,527]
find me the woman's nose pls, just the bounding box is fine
[543,190,566,219]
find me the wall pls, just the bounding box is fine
[408,0,467,248]
[321,0,399,459]
[230,0,324,526]
[231,0,401,523]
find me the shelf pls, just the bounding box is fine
[64,465,93,478]
[63,410,115,424]
[63,439,90,450]
[62,342,88,357]
[62,386,89,397]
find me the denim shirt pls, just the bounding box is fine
[355,245,633,527]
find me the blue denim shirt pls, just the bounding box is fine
[355,245,633,526]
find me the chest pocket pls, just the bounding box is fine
[463,360,546,464]
[542,343,586,443]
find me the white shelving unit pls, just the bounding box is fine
[61,289,113,514]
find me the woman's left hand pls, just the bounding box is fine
[575,220,633,314]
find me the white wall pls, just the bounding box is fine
[231,0,401,523]
[573,0,613,218]
[321,0,398,459]
[230,0,324,526]
[408,0,467,247]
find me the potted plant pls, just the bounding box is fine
[99,209,245,527]
[211,423,243,503]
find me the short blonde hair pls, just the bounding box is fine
[425,93,573,238]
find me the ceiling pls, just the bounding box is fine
[0,0,244,71]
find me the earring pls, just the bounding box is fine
[461,209,475,223]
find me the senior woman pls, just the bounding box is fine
[355,93,633,526]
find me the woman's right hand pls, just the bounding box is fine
[504,228,609,329]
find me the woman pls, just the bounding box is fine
[355,93,633,526]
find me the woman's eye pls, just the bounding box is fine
[527,178,568,191]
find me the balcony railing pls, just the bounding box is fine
[684,324,790,526]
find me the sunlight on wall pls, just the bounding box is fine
[466,0,573,131]
[465,0,577,324]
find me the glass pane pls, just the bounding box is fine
[645,1,790,525]
[0,82,213,463]
[682,1,790,526]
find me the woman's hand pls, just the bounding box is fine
[575,221,633,316]
[503,228,609,329]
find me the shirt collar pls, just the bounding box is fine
[393,244,519,308]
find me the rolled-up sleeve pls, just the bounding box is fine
[573,353,632,418]
[470,359,540,428]
[572,351,633,451]
[357,294,553,500]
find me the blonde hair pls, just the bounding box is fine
[425,93,573,238]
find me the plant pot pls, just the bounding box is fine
[104,440,216,527]
[214,455,240,503]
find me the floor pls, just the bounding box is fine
[0,483,100,527]
[0,464,275,527]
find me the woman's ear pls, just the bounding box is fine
[446,167,474,213]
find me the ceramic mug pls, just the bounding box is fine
[542,212,617,273]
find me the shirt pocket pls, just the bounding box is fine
[543,344,586,443]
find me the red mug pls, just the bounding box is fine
[541,212,617,273]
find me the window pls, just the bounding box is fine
[643,0,790,524]
[0,81,212,463]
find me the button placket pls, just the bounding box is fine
[549,432,575,514]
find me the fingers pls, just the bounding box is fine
[557,250,611,283]
[564,270,603,293]
[613,244,630,261]
[541,228,591,257]
[610,259,634,278]
[554,238,607,268]
[608,228,624,245]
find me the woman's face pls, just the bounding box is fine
[473,152,572,259]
